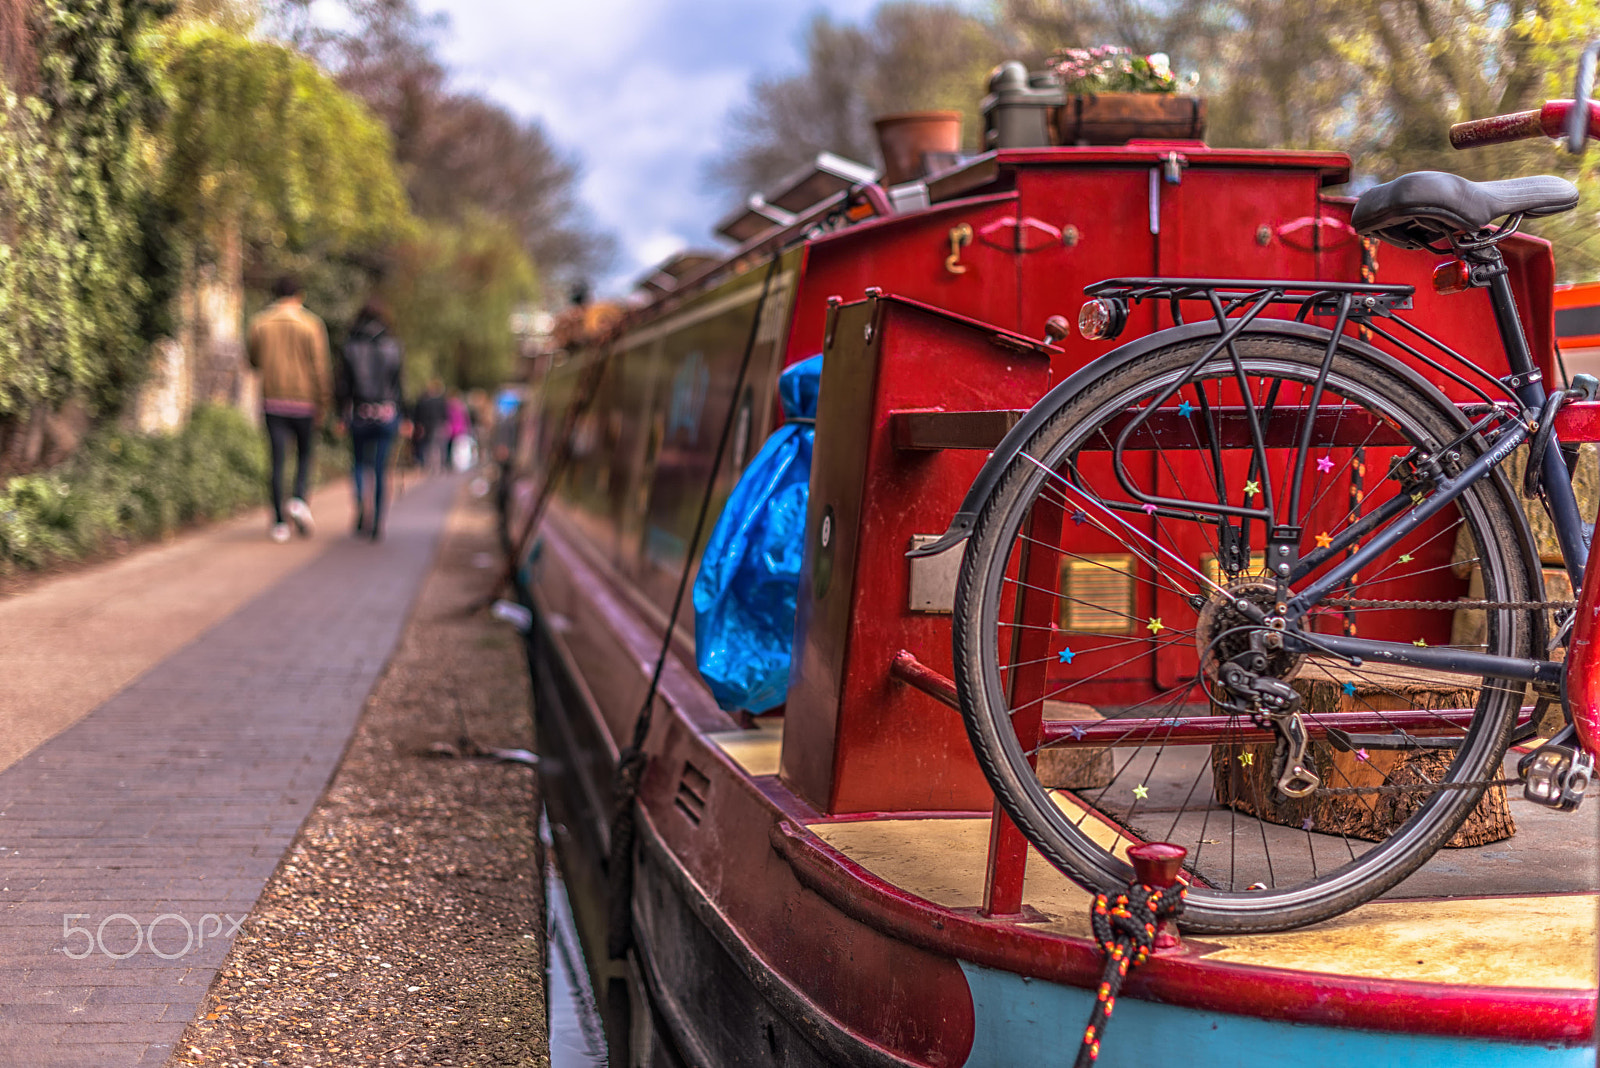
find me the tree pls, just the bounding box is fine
[383,213,538,390]
[717,0,1600,275]
[0,0,169,438]
[0,0,35,92]
[161,27,412,262]
[712,3,1005,196]
[273,0,615,286]
[405,92,609,284]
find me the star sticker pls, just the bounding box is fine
[1146,617,1164,634]
[1301,817,1316,831]
[1239,751,1254,766]
[1177,400,1195,417]
[1058,647,1076,664]
[1071,509,1088,526]
[1142,503,1158,515]
[1243,479,1261,497]
[1397,553,1413,563]
[1316,456,1335,473]
[1133,784,1150,800]
[1069,724,1088,740]
[1410,491,1425,505]
[1342,681,1357,696]
[1355,748,1370,761]
[1413,638,1427,647]
[1314,531,1333,549]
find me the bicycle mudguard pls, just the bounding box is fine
[1564,528,1600,753]
[907,315,1549,652]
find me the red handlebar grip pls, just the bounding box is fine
[1449,109,1545,148]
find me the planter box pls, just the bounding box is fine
[1056,93,1206,145]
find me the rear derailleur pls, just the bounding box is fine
[1217,651,1321,800]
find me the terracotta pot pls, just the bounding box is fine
[873,111,962,186]
[1056,93,1206,145]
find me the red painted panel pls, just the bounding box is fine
[1162,169,1323,282]
[786,296,1052,814]
[1014,166,1155,350]
[787,193,1025,366]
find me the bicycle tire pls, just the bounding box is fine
[952,333,1535,933]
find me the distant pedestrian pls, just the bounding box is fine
[446,392,472,471]
[337,299,405,541]
[247,275,331,543]
[413,379,448,473]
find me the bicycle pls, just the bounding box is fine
[921,48,1600,934]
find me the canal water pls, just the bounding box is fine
[545,809,607,1066]
[542,808,686,1068]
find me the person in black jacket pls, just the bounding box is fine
[412,378,448,473]
[336,300,405,541]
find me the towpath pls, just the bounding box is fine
[0,473,543,1066]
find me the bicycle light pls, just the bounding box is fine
[1432,259,1473,294]
[1078,297,1128,340]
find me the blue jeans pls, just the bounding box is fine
[350,417,399,532]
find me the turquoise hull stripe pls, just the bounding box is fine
[959,962,1594,1068]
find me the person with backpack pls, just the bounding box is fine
[336,299,405,541]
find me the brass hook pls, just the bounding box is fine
[945,224,974,275]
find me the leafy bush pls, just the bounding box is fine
[0,404,269,571]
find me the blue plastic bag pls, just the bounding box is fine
[693,354,822,712]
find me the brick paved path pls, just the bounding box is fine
[0,475,461,1067]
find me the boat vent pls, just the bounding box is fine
[675,761,711,825]
[1060,554,1136,634]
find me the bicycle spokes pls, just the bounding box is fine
[959,332,1533,927]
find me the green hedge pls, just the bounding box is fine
[0,405,270,571]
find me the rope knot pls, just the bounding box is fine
[1074,882,1185,1067]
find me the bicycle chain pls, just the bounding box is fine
[1313,777,1521,796]
[1321,598,1575,611]
[1304,596,1566,793]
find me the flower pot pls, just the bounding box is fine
[1056,93,1206,145]
[873,111,963,186]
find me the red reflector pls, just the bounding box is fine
[1432,260,1472,295]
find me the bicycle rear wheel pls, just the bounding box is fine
[952,333,1537,933]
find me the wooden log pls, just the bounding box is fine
[1038,701,1113,789]
[1212,662,1515,847]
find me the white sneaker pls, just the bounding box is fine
[270,523,291,544]
[286,497,315,537]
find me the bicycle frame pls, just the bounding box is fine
[1082,253,1600,761]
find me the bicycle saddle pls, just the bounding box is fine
[1352,170,1578,249]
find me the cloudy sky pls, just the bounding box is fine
[427,0,890,296]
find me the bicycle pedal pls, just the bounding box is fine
[1521,742,1594,811]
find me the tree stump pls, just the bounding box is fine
[1211,663,1515,847]
[1038,701,1113,789]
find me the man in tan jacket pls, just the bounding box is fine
[247,276,333,543]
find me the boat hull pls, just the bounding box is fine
[525,566,1595,1068]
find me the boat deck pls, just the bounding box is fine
[710,719,1599,993]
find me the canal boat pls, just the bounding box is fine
[514,81,1597,1067]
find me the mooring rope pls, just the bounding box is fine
[1074,881,1185,1067]
[605,253,783,959]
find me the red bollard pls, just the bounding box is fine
[1127,842,1187,952]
